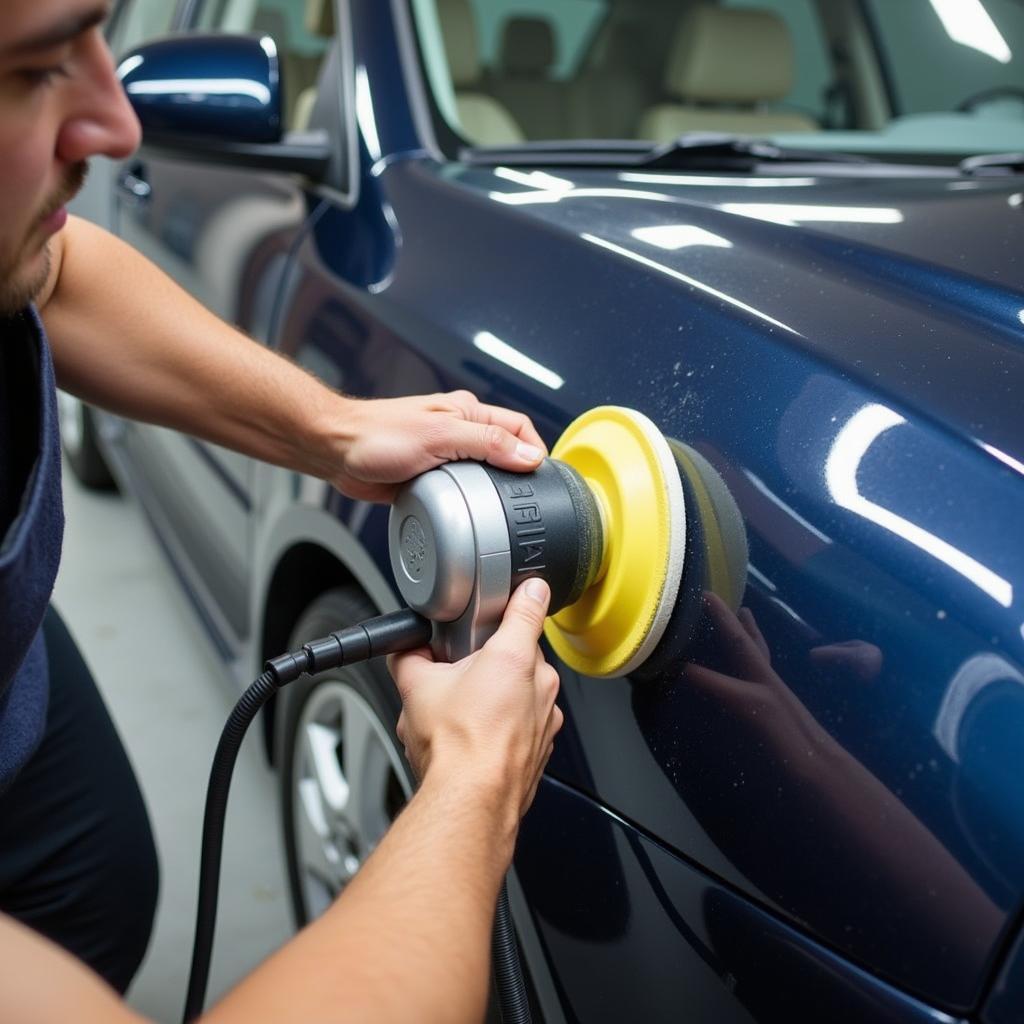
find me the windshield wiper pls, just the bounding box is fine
[461,132,870,170]
[637,132,870,169]
[960,152,1024,176]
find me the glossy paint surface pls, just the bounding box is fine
[287,149,1024,1011]
[286,1,1024,1010]
[985,925,1024,1023]
[119,33,283,143]
[517,776,964,1024]
[106,0,1024,1019]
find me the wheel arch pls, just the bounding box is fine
[253,502,400,762]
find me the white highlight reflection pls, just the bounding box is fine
[720,203,903,226]
[826,405,1013,608]
[473,332,564,390]
[983,443,1024,478]
[125,78,271,104]
[631,225,733,250]
[493,167,573,192]
[928,0,1012,63]
[355,65,381,162]
[580,234,799,336]
[934,653,1024,762]
[621,172,816,188]
[490,187,675,207]
[116,54,144,80]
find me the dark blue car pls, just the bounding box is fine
[65,0,1024,1020]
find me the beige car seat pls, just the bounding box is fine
[439,0,523,145]
[637,5,817,141]
[291,0,335,131]
[490,17,566,140]
[569,21,659,139]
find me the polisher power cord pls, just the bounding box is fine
[182,608,532,1024]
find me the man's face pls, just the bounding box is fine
[0,1,140,315]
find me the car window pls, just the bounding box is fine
[868,0,1024,116]
[108,0,178,55]
[472,0,605,79]
[197,0,334,132]
[722,0,832,126]
[411,0,1024,160]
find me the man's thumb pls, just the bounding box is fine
[499,577,551,642]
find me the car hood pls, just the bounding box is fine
[458,164,1024,473]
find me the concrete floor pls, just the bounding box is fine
[53,460,293,1022]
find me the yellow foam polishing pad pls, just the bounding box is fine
[544,407,686,678]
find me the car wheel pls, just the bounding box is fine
[57,392,116,489]
[276,587,413,926]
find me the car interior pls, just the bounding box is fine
[422,0,1024,156]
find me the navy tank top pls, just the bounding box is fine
[0,307,64,792]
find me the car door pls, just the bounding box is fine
[110,0,335,655]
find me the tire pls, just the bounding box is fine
[275,588,414,927]
[57,393,116,490]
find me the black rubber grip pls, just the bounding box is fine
[483,459,603,614]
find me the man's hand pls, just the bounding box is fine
[329,391,546,502]
[389,578,563,823]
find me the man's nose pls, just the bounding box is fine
[55,30,141,165]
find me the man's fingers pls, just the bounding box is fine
[442,418,544,470]
[388,646,435,700]
[467,400,547,454]
[488,578,550,655]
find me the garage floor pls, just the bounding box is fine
[52,461,293,1022]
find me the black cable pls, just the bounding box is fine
[182,608,430,1023]
[493,882,532,1024]
[183,668,281,1023]
[182,606,532,1024]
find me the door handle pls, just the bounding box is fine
[117,166,151,204]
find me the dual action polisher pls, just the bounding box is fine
[389,405,747,676]
[185,405,748,1023]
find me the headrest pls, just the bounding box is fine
[665,6,794,103]
[306,0,335,38]
[439,0,481,86]
[499,16,555,76]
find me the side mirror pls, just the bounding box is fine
[117,33,330,179]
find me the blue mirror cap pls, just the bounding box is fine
[117,33,283,145]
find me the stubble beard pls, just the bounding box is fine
[0,242,53,319]
[0,161,88,319]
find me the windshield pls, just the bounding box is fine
[410,0,1024,161]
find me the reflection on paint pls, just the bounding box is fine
[933,652,1024,762]
[493,167,573,192]
[743,469,831,543]
[473,331,564,390]
[355,65,381,162]
[620,172,817,188]
[125,78,272,103]
[720,203,903,226]
[580,233,800,336]
[490,186,676,207]
[983,442,1024,477]
[116,54,144,80]
[631,225,733,250]
[825,404,1013,608]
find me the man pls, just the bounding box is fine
[0,1,563,1020]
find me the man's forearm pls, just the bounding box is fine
[206,768,517,1024]
[40,216,348,480]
